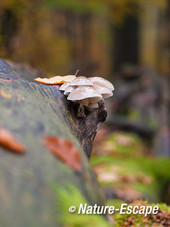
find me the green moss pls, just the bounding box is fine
[106,199,126,210]
[114,200,170,227]
[91,155,170,202]
[107,132,143,156]
[133,182,159,202]
[153,203,170,212]
[51,184,111,227]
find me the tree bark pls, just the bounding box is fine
[0,59,105,226]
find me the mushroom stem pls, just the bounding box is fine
[81,98,89,107]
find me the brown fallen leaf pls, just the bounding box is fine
[43,136,81,171]
[115,185,142,202]
[0,90,12,98]
[114,134,134,147]
[94,164,122,183]
[120,174,138,183]
[0,128,25,153]
[34,75,76,85]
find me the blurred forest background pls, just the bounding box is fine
[0,0,170,75]
[0,0,170,210]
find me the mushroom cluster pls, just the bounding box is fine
[60,76,114,108]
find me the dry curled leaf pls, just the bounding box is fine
[0,128,25,153]
[43,136,81,171]
[34,75,76,85]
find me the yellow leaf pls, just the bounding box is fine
[34,75,76,85]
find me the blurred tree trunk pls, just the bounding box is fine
[65,11,93,74]
[0,9,18,56]
[80,13,92,64]
[112,15,139,72]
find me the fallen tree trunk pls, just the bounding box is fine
[0,59,106,227]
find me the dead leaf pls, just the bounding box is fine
[43,136,81,171]
[115,134,134,147]
[34,75,76,85]
[94,164,121,183]
[0,90,12,98]
[100,141,116,154]
[115,185,142,202]
[96,171,120,182]
[0,128,25,153]
[137,174,152,184]
[120,174,137,183]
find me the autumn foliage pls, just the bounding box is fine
[43,136,82,171]
[0,128,25,153]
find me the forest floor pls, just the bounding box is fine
[91,125,170,226]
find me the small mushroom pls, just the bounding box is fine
[59,75,114,117]
[89,77,114,91]
[59,82,70,91]
[93,84,113,98]
[64,86,75,95]
[67,86,102,103]
[68,76,93,86]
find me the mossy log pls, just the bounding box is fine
[0,59,106,227]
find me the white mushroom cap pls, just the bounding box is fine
[93,84,113,98]
[59,82,70,91]
[89,77,114,91]
[64,86,75,95]
[67,86,102,102]
[60,75,114,109]
[69,76,93,86]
